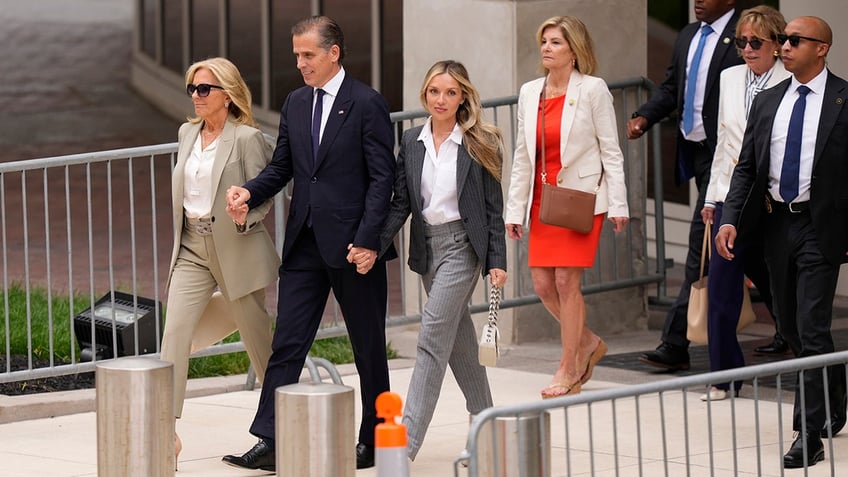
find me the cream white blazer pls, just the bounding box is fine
[705,61,790,204]
[504,72,629,227]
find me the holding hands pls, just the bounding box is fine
[346,244,378,275]
[225,186,251,225]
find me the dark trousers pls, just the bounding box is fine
[249,227,390,446]
[706,203,774,390]
[662,140,713,347]
[763,208,844,431]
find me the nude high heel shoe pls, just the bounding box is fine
[175,432,182,471]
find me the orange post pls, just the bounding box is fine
[375,391,409,477]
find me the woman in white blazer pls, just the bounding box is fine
[699,6,789,401]
[504,16,629,399]
[160,58,279,465]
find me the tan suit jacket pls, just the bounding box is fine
[505,72,629,227]
[168,119,280,301]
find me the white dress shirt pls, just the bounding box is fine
[419,118,462,225]
[682,8,733,142]
[313,67,346,143]
[183,134,218,218]
[768,68,827,204]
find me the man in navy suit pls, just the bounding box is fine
[717,16,848,468]
[222,15,395,471]
[626,0,744,370]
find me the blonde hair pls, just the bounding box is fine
[736,5,786,55]
[419,60,504,182]
[185,57,256,127]
[535,16,598,76]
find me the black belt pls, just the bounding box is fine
[769,199,809,214]
[685,139,709,149]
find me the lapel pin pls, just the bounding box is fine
[837,98,844,105]
[723,37,730,44]
[338,110,345,114]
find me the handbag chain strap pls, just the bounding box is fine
[487,285,500,326]
[537,76,604,190]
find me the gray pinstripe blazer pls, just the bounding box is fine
[379,125,507,277]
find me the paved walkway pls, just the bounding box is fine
[2,323,847,476]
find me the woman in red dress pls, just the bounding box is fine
[505,16,629,399]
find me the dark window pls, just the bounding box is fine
[380,0,402,112]
[162,0,184,74]
[141,0,157,58]
[229,0,263,105]
[270,0,311,109]
[323,0,372,86]
[191,0,219,62]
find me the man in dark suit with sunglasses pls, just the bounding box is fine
[717,16,848,469]
[626,0,744,371]
[221,15,395,471]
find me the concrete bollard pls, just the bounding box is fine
[276,382,355,477]
[96,357,174,477]
[477,411,551,477]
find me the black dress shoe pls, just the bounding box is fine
[639,342,690,371]
[822,414,846,438]
[356,442,375,469]
[222,439,276,471]
[783,433,824,469]
[754,333,790,355]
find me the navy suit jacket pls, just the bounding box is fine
[635,10,743,183]
[722,72,848,265]
[244,74,396,268]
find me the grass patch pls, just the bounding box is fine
[2,283,398,379]
[188,334,399,378]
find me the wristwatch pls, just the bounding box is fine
[631,111,641,119]
[233,220,246,233]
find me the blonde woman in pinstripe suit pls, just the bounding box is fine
[365,60,507,460]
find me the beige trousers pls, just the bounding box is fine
[160,227,273,418]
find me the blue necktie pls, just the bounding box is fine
[779,85,811,203]
[311,88,325,164]
[683,25,713,134]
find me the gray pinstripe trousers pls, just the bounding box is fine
[403,220,494,459]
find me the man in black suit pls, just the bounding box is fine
[222,15,395,471]
[716,16,848,469]
[626,0,744,370]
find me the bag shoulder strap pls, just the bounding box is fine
[538,77,604,190]
[698,218,712,279]
[487,285,500,326]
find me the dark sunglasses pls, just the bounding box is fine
[777,34,827,47]
[734,36,767,50]
[186,83,225,97]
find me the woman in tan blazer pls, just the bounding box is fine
[160,57,279,464]
[505,17,629,399]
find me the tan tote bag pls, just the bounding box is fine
[686,219,757,344]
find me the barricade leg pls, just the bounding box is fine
[96,357,174,476]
